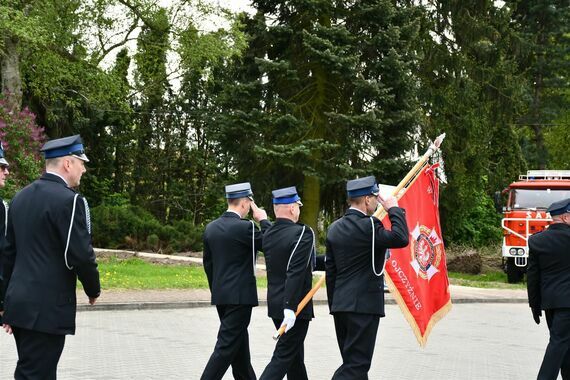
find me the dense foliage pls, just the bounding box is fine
[1,0,568,250]
[0,99,46,196]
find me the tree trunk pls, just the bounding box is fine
[301,174,320,234]
[532,29,546,170]
[298,12,331,237]
[532,124,546,169]
[1,36,23,111]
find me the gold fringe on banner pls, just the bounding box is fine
[373,133,449,347]
[386,274,452,347]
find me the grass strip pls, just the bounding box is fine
[94,256,266,290]
[88,256,525,290]
[448,271,526,289]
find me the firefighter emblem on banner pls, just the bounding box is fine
[410,224,443,281]
[382,162,451,347]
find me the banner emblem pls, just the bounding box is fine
[410,224,443,281]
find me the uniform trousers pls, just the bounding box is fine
[201,305,256,380]
[538,308,570,380]
[332,312,380,380]
[12,327,66,380]
[259,318,310,380]
[0,272,3,325]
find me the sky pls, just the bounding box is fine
[217,0,254,13]
[97,0,256,91]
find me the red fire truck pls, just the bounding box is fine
[501,170,570,283]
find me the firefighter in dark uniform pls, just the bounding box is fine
[528,198,570,380]
[0,142,10,326]
[326,176,409,380]
[260,186,317,380]
[201,182,271,380]
[1,135,100,380]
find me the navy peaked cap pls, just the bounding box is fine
[41,135,89,162]
[272,186,302,205]
[547,198,570,216]
[0,141,8,166]
[225,182,253,199]
[346,176,379,198]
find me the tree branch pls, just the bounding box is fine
[93,18,140,64]
[117,0,156,29]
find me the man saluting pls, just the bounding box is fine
[201,182,270,380]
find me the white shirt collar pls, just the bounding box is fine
[349,206,367,216]
[226,210,242,218]
[46,171,69,186]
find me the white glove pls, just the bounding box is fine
[280,308,296,333]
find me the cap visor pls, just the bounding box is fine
[72,153,90,162]
[296,200,303,206]
[0,158,9,166]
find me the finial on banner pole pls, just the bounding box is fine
[434,133,446,149]
[426,133,446,158]
[373,133,445,220]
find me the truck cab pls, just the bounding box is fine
[501,170,570,283]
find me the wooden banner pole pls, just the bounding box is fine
[272,276,326,340]
[373,133,445,219]
[272,134,445,340]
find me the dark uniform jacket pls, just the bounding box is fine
[203,211,271,306]
[0,198,7,323]
[1,173,100,335]
[325,207,409,316]
[527,223,570,310]
[264,218,315,320]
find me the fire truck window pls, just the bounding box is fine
[511,189,570,209]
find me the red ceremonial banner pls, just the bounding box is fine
[382,164,451,347]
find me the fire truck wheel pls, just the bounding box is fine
[506,258,524,284]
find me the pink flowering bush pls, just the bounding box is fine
[0,98,46,197]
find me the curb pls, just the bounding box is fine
[449,298,527,304]
[77,297,528,312]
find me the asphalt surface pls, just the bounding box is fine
[0,303,551,379]
[1,250,541,379]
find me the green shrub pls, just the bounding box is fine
[171,219,204,252]
[91,198,204,252]
[444,190,502,247]
[146,234,160,250]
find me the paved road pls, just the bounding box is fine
[0,304,552,379]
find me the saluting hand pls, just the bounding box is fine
[251,201,268,222]
[2,323,13,335]
[378,193,398,211]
